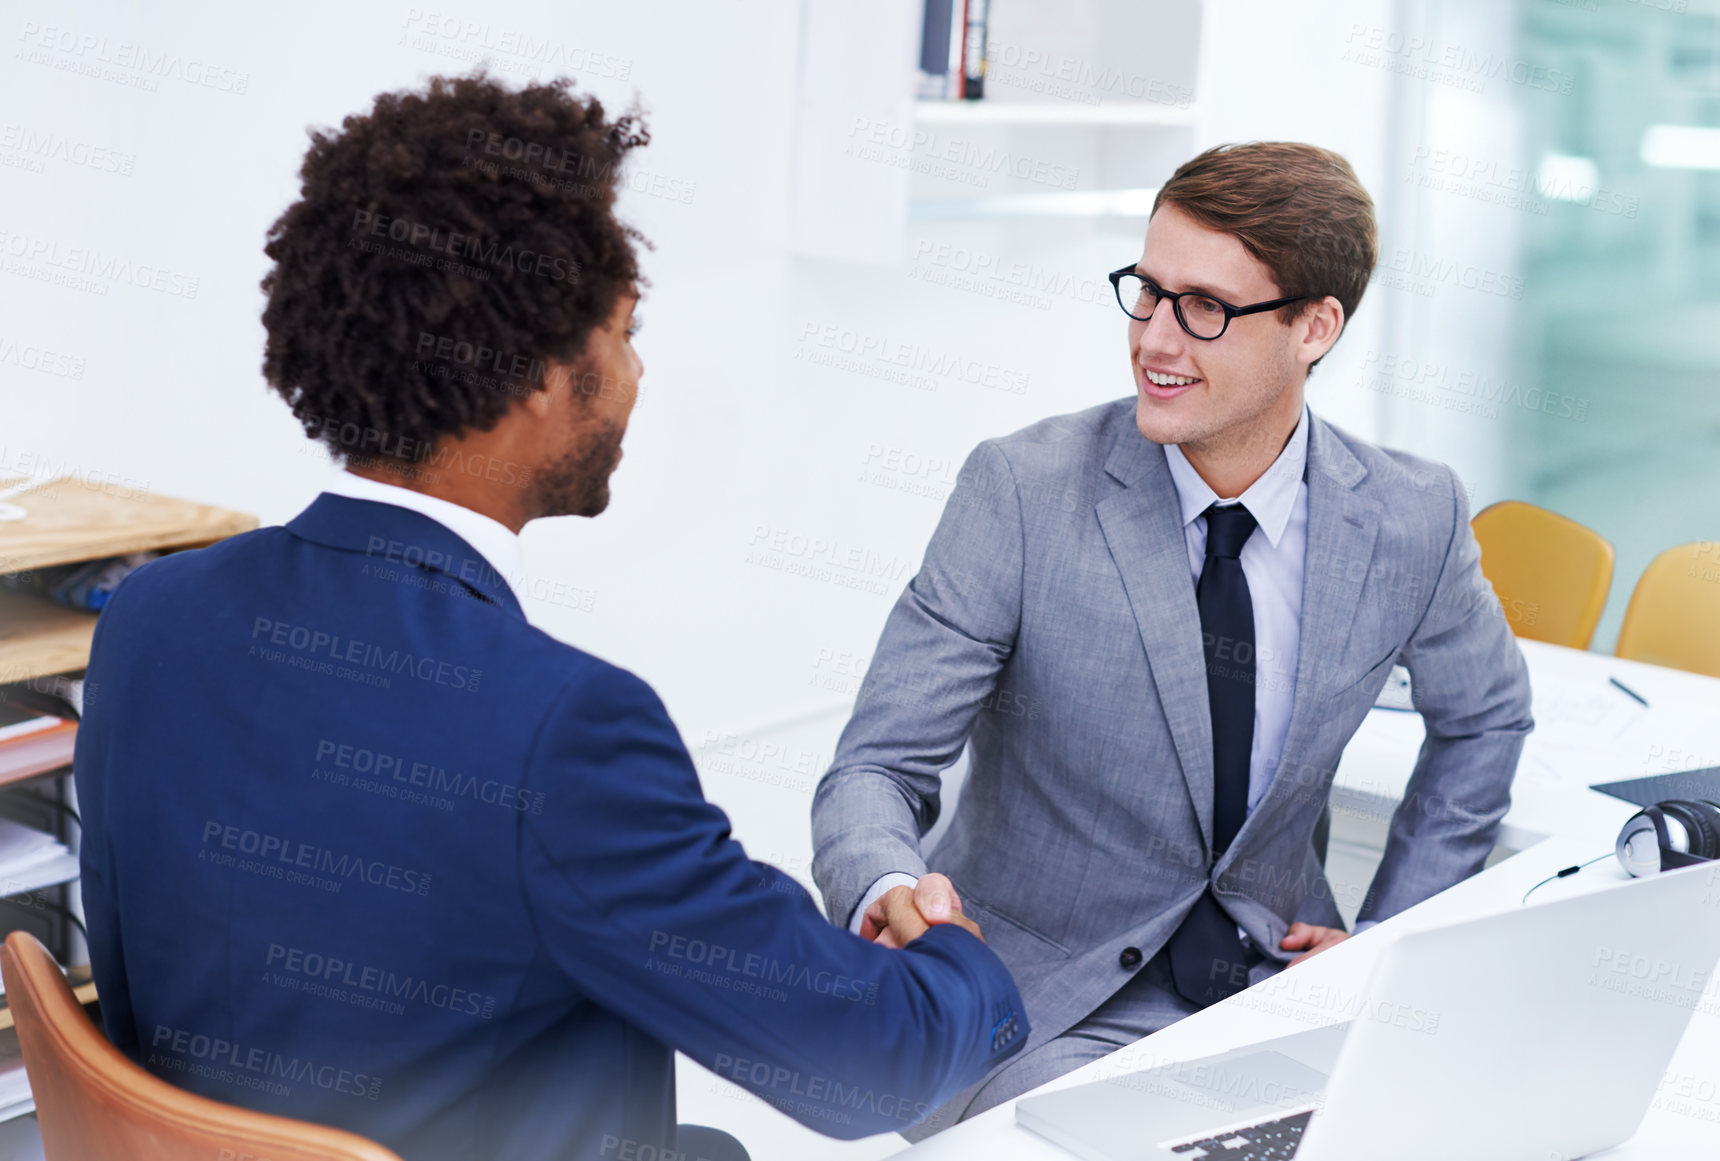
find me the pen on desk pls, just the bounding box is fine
[1608,676,1649,707]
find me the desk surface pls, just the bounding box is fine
[883,639,1720,1157]
[1332,639,1720,851]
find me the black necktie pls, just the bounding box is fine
[1165,502,1258,1007]
[1198,503,1258,855]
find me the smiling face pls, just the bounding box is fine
[1128,205,1336,459]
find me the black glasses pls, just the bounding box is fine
[1107,267,1309,341]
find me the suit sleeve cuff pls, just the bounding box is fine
[847,872,921,934]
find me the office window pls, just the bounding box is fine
[1514,0,1720,649]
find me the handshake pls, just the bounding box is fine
[857,873,986,948]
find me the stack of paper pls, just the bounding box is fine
[0,818,76,1124]
[0,819,74,903]
[0,1028,29,1123]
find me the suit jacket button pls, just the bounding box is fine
[1119,947,1143,970]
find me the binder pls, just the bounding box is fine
[0,692,75,789]
[917,0,985,100]
[962,0,988,99]
[917,0,955,98]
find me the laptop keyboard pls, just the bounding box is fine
[1167,1108,1313,1159]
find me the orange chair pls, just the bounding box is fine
[1615,542,1720,679]
[1,932,402,1161]
[1471,500,1614,650]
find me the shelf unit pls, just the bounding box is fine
[0,481,256,576]
[903,94,1193,221]
[0,853,82,903]
[0,595,97,687]
[0,475,255,1120]
[907,2,1201,228]
[910,100,1198,127]
[909,186,1161,219]
[787,0,1203,258]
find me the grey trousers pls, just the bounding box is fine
[901,948,1203,1142]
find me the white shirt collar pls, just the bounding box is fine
[320,471,530,609]
[1163,406,1309,548]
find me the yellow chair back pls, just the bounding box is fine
[1471,500,1613,650]
[1616,542,1720,679]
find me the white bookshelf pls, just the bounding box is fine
[911,100,1197,127]
[789,0,1204,260]
[910,186,1161,220]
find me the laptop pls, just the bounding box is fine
[1017,859,1720,1161]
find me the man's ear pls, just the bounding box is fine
[526,363,564,418]
[1297,296,1346,367]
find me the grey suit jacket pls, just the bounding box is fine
[811,398,1533,1052]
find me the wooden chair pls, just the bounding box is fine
[1615,542,1720,679]
[1471,500,1614,650]
[0,932,402,1161]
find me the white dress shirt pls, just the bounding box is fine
[851,407,1365,938]
[320,471,532,612]
[1169,408,1373,936]
[1163,406,1308,814]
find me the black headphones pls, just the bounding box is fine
[1522,799,1720,904]
[1615,799,1720,877]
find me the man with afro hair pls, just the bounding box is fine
[74,70,1028,1161]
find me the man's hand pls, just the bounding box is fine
[860,873,982,948]
[1280,922,1348,966]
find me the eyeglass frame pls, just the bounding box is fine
[1106,266,1311,341]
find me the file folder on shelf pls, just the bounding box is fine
[0,689,76,789]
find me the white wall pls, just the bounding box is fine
[1197,0,1399,444]
[1201,0,1529,507]
[2,0,1528,752]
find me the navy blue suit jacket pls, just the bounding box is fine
[75,494,1027,1161]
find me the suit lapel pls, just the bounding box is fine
[1095,418,1215,856]
[1226,416,1381,857]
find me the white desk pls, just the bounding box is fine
[886,639,1720,1157]
[1330,639,1720,854]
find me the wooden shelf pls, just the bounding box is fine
[0,594,97,685]
[0,476,256,574]
[0,477,257,682]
